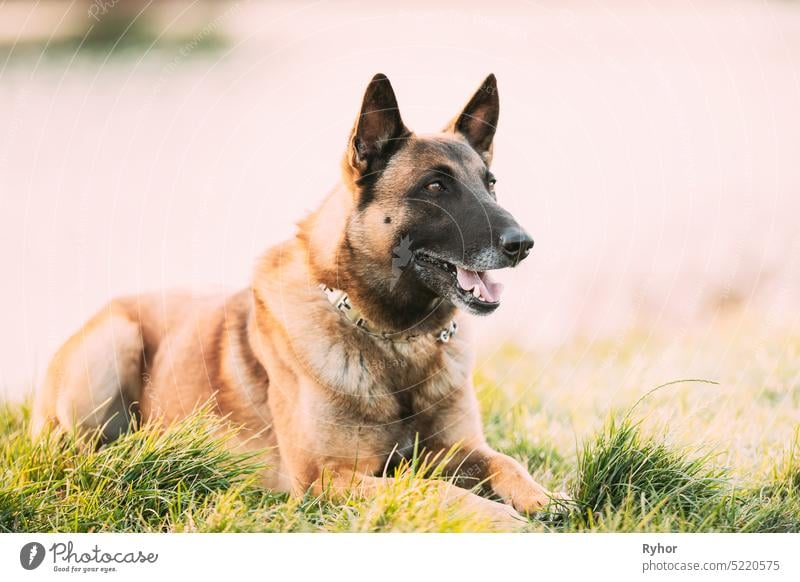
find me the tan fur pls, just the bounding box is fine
[32,77,558,528]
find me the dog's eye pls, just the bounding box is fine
[488,177,497,192]
[424,181,445,194]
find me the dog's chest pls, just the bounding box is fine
[325,339,471,423]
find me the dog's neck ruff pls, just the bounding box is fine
[319,284,458,343]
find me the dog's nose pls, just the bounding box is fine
[499,227,534,263]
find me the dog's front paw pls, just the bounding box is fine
[509,483,575,515]
[508,484,550,515]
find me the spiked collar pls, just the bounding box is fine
[319,284,458,343]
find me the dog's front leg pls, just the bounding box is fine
[454,447,559,515]
[308,467,527,529]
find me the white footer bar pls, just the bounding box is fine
[1,533,796,581]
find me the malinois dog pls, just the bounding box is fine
[32,74,559,527]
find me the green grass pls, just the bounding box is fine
[2,325,799,532]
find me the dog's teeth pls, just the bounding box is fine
[472,286,481,298]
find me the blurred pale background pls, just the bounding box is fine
[2,0,800,400]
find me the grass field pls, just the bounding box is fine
[1,322,798,533]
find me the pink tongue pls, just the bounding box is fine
[456,267,504,303]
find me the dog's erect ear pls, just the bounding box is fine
[447,74,499,163]
[348,73,410,175]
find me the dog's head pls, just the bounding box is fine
[338,73,533,323]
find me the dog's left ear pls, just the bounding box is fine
[446,74,499,163]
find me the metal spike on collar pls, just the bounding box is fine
[437,320,458,343]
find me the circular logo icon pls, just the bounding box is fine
[20,542,46,570]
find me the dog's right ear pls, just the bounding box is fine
[347,74,410,177]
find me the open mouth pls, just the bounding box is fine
[414,252,505,312]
